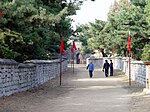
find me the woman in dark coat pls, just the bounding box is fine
[109,60,113,76]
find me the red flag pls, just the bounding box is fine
[60,38,64,53]
[70,41,77,53]
[70,45,74,53]
[72,41,77,50]
[0,11,3,17]
[127,35,130,52]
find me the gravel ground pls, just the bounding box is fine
[114,71,150,112]
[0,65,150,112]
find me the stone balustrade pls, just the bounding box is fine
[0,59,68,97]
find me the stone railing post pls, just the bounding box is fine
[143,62,150,94]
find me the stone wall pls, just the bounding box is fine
[127,60,146,85]
[86,58,103,68]
[86,57,147,85]
[0,59,68,97]
[86,57,124,70]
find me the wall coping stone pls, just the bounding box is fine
[103,57,123,59]
[24,59,61,64]
[0,58,18,65]
[130,61,144,65]
[88,58,103,60]
[18,63,36,68]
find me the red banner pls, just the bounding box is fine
[0,11,3,17]
[70,41,77,52]
[72,41,77,50]
[60,38,64,54]
[127,35,130,52]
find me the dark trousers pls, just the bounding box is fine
[89,70,93,78]
[105,69,109,77]
[110,68,113,76]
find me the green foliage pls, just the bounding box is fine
[130,0,147,7]
[141,43,150,61]
[76,20,106,54]
[76,0,150,60]
[107,0,149,59]
[0,0,83,62]
[0,28,23,59]
[1,0,149,61]
[145,0,150,24]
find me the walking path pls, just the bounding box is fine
[0,64,137,112]
[49,64,130,112]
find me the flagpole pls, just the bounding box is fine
[128,31,131,86]
[73,51,74,73]
[70,40,77,73]
[70,50,72,69]
[59,37,64,86]
[129,51,131,86]
[60,53,62,86]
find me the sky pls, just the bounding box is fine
[71,0,117,28]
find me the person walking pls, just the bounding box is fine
[86,61,94,78]
[103,60,110,77]
[109,60,113,76]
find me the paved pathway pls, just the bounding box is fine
[0,64,130,112]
